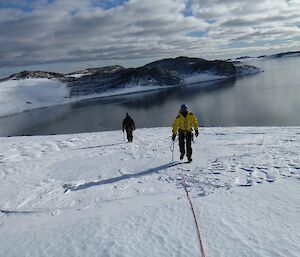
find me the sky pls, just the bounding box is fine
[0,0,300,77]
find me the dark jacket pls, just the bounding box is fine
[123,115,135,131]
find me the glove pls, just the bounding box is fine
[195,130,199,137]
[172,134,176,141]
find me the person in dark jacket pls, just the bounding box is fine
[123,113,135,142]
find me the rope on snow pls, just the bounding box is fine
[181,168,207,257]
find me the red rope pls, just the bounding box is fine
[183,177,207,257]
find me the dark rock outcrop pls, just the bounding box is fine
[257,55,266,59]
[235,56,252,60]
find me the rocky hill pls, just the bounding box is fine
[68,66,181,96]
[4,71,64,81]
[145,56,237,76]
[1,56,261,96]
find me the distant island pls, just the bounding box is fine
[233,50,300,60]
[1,56,261,97]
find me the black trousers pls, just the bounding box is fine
[126,129,133,142]
[178,130,192,158]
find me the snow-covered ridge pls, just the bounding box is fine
[64,65,125,78]
[0,127,299,256]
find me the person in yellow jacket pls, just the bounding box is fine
[172,104,199,162]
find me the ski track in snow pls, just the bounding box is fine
[0,127,299,257]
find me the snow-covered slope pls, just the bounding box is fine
[0,78,70,117]
[0,127,299,257]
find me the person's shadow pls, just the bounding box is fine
[72,142,125,150]
[64,161,181,192]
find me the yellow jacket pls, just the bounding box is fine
[172,111,199,135]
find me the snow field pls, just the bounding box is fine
[0,79,70,117]
[0,127,299,257]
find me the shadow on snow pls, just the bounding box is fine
[65,161,181,192]
[72,142,125,150]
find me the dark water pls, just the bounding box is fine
[1,57,300,136]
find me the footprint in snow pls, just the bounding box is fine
[260,170,275,182]
[208,159,226,174]
[251,170,264,183]
[234,177,253,187]
[241,167,254,173]
[119,168,128,176]
[288,163,300,170]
